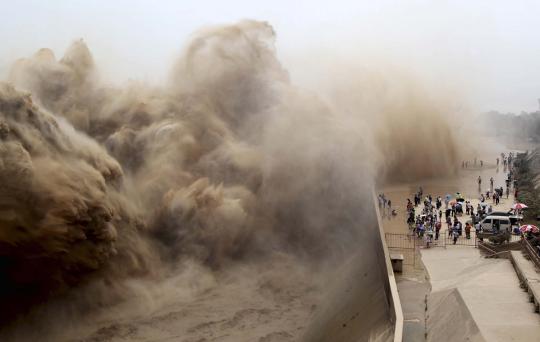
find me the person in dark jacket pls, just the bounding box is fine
[452,226,460,244]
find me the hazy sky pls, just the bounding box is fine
[1,0,540,112]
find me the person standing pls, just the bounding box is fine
[475,221,483,242]
[490,177,494,190]
[454,218,462,236]
[435,220,441,240]
[407,211,415,229]
[425,225,434,247]
[417,222,425,238]
[453,225,459,244]
[478,176,482,189]
[465,222,472,239]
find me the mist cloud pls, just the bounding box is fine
[1,19,461,339]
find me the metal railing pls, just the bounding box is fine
[384,232,416,249]
[523,238,540,269]
[442,231,476,246]
[385,231,523,251]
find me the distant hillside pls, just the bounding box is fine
[479,110,540,142]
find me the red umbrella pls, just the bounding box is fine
[513,203,528,210]
[520,224,539,233]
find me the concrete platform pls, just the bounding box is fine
[421,246,540,341]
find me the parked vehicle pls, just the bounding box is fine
[490,211,523,233]
[478,215,511,233]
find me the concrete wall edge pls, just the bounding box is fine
[372,190,404,342]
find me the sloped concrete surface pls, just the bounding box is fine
[427,288,485,342]
[422,247,540,341]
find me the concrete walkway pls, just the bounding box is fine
[397,277,429,341]
[421,246,540,341]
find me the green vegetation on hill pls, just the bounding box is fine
[515,150,540,222]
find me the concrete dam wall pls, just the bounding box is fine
[302,195,403,342]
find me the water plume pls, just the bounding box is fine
[0,84,157,323]
[1,19,462,341]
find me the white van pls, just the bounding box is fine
[478,215,511,232]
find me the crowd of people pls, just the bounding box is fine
[461,153,515,170]
[405,189,473,245]
[382,152,519,247]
